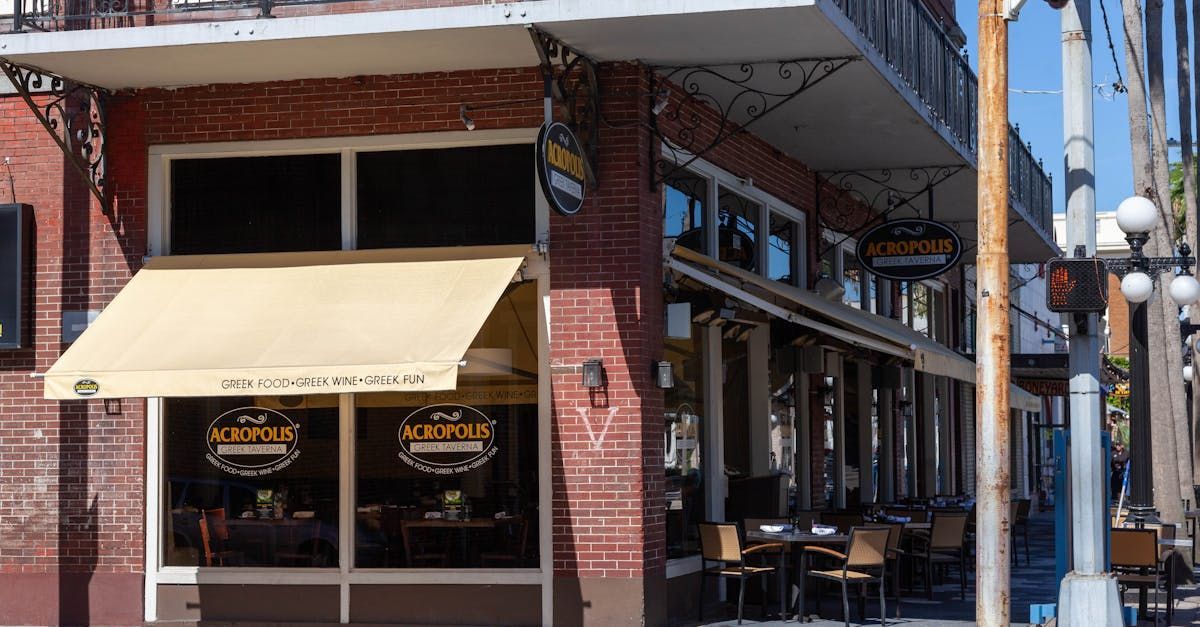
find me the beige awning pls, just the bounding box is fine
[44,246,527,400]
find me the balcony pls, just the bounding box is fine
[0,0,1057,260]
[831,0,1054,239]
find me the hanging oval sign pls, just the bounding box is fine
[205,407,301,477]
[397,404,499,475]
[537,121,587,216]
[855,218,963,281]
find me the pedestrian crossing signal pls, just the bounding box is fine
[1045,257,1109,313]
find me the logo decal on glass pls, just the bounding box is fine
[397,404,498,475]
[205,406,301,477]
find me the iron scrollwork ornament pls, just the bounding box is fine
[0,60,109,212]
[650,57,856,186]
[529,27,599,188]
[815,165,965,236]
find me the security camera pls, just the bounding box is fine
[1044,0,1069,9]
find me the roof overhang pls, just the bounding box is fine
[0,0,1058,260]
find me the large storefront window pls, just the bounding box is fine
[163,395,340,567]
[664,320,706,559]
[354,280,539,568]
[171,154,342,254]
[357,145,535,249]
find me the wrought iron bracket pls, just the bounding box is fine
[815,165,965,258]
[0,60,109,213]
[648,57,857,188]
[528,27,599,190]
[1103,239,1194,280]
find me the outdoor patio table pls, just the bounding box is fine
[746,529,849,620]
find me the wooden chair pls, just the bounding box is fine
[798,526,890,627]
[697,522,782,624]
[199,508,242,567]
[480,516,529,567]
[1111,527,1168,625]
[908,511,969,600]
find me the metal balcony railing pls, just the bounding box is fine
[831,0,1054,230]
[8,0,354,31]
[1009,126,1054,234]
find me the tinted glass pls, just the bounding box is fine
[664,172,708,254]
[163,395,340,568]
[768,213,795,284]
[664,317,706,559]
[171,155,341,254]
[357,145,534,249]
[353,281,539,568]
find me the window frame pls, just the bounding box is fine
[659,145,808,288]
[145,129,551,622]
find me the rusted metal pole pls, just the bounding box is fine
[977,0,1011,623]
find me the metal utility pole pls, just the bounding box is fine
[1054,0,1126,622]
[977,0,1012,622]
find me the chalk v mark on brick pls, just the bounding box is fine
[576,406,619,450]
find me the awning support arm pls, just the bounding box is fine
[528,26,599,190]
[0,59,109,213]
[648,56,857,188]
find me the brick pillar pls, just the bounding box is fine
[549,62,667,626]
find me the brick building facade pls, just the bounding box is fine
[0,2,1061,625]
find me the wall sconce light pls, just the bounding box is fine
[654,361,674,389]
[582,359,605,388]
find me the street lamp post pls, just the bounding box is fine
[1107,195,1200,523]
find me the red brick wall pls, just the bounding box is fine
[548,63,664,584]
[0,91,146,624]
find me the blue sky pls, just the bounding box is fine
[954,0,1186,215]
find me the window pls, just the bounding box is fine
[912,283,931,336]
[768,213,798,285]
[664,317,706,559]
[717,188,760,271]
[353,280,539,568]
[842,248,862,308]
[155,134,546,577]
[162,395,340,568]
[357,145,535,249]
[820,237,839,280]
[663,172,708,249]
[170,155,342,254]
